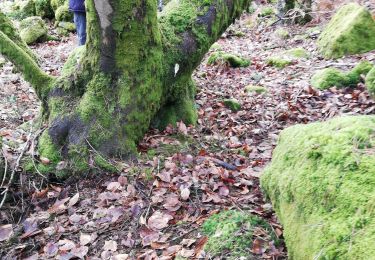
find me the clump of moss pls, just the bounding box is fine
[208,51,250,68]
[275,28,290,39]
[258,6,275,17]
[261,115,375,259]
[19,16,48,44]
[365,66,375,96]
[318,3,375,58]
[223,98,241,112]
[210,42,222,51]
[266,56,292,69]
[202,210,280,259]
[56,21,76,36]
[284,47,310,59]
[12,0,36,19]
[311,61,373,89]
[51,0,66,12]
[35,0,54,19]
[55,4,72,22]
[245,85,267,94]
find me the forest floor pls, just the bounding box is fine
[1,2,375,259]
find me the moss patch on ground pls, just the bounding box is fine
[266,48,309,69]
[208,51,250,68]
[202,210,280,259]
[223,98,241,111]
[318,3,375,59]
[311,61,373,90]
[261,115,375,259]
[245,85,267,94]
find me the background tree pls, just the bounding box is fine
[0,0,250,177]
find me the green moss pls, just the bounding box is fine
[208,51,250,68]
[37,131,62,174]
[19,16,48,45]
[318,3,375,59]
[275,28,290,39]
[365,66,375,96]
[12,0,36,19]
[202,210,279,259]
[266,56,292,68]
[311,61,374,90]
[223,98,241,112]
[245,85,267,94]
[261,115,375,259]
[259,6,275,17]
[55,4,72,22]
[35,0,54,19]
[93,155,119,172]
[210,42,222,51]
[284,47,310,59]
[51,0,66,11]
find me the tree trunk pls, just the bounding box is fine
[0,0,250,177]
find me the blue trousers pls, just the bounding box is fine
[73,12,86,45]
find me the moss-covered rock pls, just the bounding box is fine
[19,16,48,44]
[266,56,292,69]
[365,66,375,96]
[261,115,375,259]
[35,0,54,19]
[311,61,374,90]
[207,51,250,68]
[245,85,267,94]
[12,0,36,19]
[51,0,66,11]
[258,6,275,17]
[56,21,76,35]
[202,210,280,259]
[318,3,375,59]
[223,98,241,112]
[55,4,72,22]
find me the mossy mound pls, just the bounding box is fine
[12,0,36,19]
[275,28,290,39]
[19,16,48,44]
[266,57,292,69]
[365,67,375,96]
[261,115,375,259]
[202,210,280,259]
[56,21,76,36]
[207,51,250,68]
[284,47,309,59]
[35,0,54,19]
[318,3,375,58]
[55,4,72,22]
[245,85,267,94]
[223,98,241,112]
[51,0,66,12]
[311,61,373,90]
[258,6,275,17]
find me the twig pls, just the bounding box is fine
[0,130,33,210]
[1,149,8,187]
[85,138,119,170]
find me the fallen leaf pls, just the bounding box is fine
[103,240,118,251]
[148,211,173,230]
[68,193,80,208]
[0,224,13,242]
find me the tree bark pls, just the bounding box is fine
[0,0,250,177]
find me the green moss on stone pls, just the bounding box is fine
[35,0,54,19]
[245,85,267,94]
[202,210,279,259]
[261,115,375,259]
[365,66,375,96]
[266,56,292,68]
[311,61,374,90]
[208,51,250,68]
[51,0,66,11]
[318,3,375,59]
[13,0,36,19]
[223,98,241,112]
[55,4,73,22]
[259,6,275,17]
[37,131,62,174]
[19,16,48,45]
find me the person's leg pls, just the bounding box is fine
[73,12,86,45]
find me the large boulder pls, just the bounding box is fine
[35,0,54,19]
[318,3,375,58]
[261,116,375,259]
[20,16,48,44]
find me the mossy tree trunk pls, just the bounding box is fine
[277,0,312,24]
[0,0,250,176]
